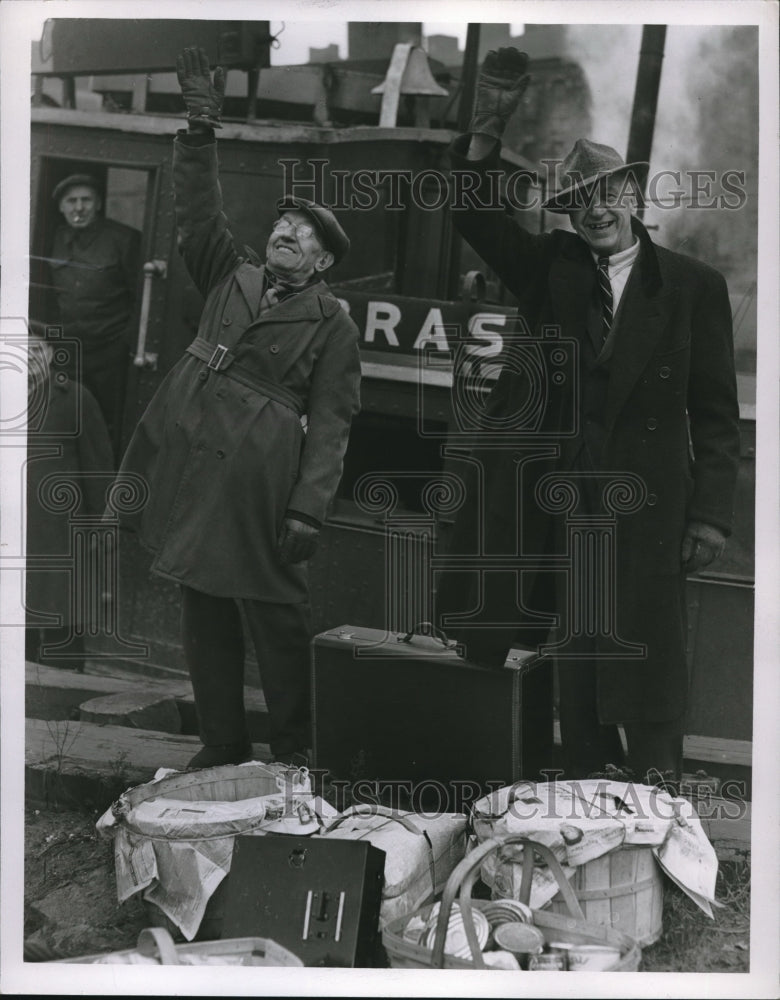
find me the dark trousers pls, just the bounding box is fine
[180,586,312,757]
[520,560,685,783]
[62,339,128,463]
[557,659,684,781]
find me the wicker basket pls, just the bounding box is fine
[382,836,641,971]
[55,926,303,966]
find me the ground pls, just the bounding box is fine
[22,803,750,971]
[23,806,149,962]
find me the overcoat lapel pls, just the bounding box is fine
[234,262,267,317]
[604,266,678,429]
[548,254,594,336]
[234,263,329,327]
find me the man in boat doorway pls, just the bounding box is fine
[435,48,740,784]
[44,173,141,458]
[117,48,360,769]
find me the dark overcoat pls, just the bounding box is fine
[117,135,361,602]
[435,136,740,723]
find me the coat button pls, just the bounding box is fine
[198,371,208,381]
[222,317,231,326]
[646,417,658,430]
[659,366,671,379]
[269,344,279,354]
[647,493,658,506]
[216,449,225,459]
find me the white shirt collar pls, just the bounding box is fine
[591,236,640,271]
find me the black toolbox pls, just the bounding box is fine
[221,835,385,968]
[310,625,554,809]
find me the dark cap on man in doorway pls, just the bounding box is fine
[52,173,102,204]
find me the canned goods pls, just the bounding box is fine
[528,950,566,971]
[566,944,621,971]
[493,921,545,956]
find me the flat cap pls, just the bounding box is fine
[276,196,350,264]
[52,173,102,203]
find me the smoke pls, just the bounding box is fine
[651,27,758,282]
[562,24,758,356]
[563,24,644,155]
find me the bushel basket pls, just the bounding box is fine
[382,835,641,971]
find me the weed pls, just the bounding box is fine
[642,857,750,972]
[45,718,81,772]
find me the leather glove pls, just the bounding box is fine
[277,517,320,565]
[470,47,531,140]
[175,46,225,129]
[681,520,727,574]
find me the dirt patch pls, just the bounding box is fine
[24,806,148,962]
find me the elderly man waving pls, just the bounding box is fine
[118,49,361,769]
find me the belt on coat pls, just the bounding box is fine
[186,336,305,417]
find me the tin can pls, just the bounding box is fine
[528,950,566,971]
[566,944,621,971]
[493,921,545,956]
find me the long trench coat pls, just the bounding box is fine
[435,136,741,723]
[117,135,361,603]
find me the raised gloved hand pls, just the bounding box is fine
[277,517,320,565]
[175,46,225,130]
[470,47,531,140]
[681,520,727,574]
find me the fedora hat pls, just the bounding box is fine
[542,139,648,213]
[276,196,350,264]
[52,173,102,204]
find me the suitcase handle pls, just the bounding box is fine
[397,621,458,649]
[430,836,585,969]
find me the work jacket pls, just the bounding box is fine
[49,216,141,353]
[435,135,741,723]
[117,135,361,602]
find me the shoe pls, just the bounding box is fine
[271,749,309,768]
[187,742,253,769]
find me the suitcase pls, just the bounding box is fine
[220,834,385,967]
[311,625,554,808]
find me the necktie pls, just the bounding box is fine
[259,272,311,313]
[259,284,279,313]
[596,256,613,342]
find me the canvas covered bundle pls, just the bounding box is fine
[471,779,719,917]
[318,805,469,925]
[96,762,335,940]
